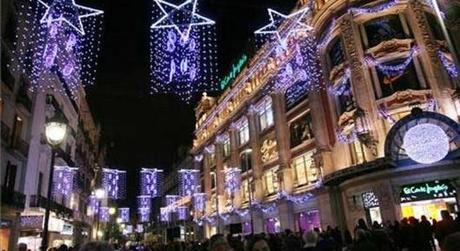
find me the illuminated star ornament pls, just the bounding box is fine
[255,7,312,48]
[150,0,218,103]
[38,0,103,35]
[10,0,103,99]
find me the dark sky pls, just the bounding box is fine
[85,0,297,206]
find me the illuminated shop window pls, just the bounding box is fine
[206,152,216,167]
[258,98,274,131]
[290,112,313,148]
[241,178,253,203]
[363,14,408,48]
[238,118,250,146]
[292,152,318,186]
[264,168,279,195]
[374,60,423,99]
[222,134,231,158]
[351,141,366,165]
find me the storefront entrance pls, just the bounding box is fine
[400,180,457,221]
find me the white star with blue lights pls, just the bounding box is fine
[38,0,103,35]
[255,7,312,47]
[151,0,215,41]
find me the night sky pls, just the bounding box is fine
[85,0,297,206]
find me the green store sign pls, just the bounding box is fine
[400,180,456,202]
[219,54,248,90]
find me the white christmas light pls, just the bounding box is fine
[38,0,103,35]
[403,123,449,164]
[255,7,312,47]
[151,0,215,41]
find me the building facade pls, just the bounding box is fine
[192,0,460,237]
[1,0,105,249]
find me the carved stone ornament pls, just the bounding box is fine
[366,38,414,58]
[260,138,278,163]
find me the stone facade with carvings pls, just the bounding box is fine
[193,0,460,236]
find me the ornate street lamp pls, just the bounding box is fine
[94,188,106,240]
[41,113,67,251]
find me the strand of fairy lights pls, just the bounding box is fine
[365,46,420,77]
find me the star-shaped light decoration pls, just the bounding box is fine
[38,0,103,35]
[255,7,312,47]
[151,0,215,41]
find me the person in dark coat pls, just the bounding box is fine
[419,215,434,251]
[435,210,458,248]
[351,229,377,251]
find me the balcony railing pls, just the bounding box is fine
[29,195,73,218]
[1,186,26,209]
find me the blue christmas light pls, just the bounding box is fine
[102,168,127,199]
[11,0,103,99]
[365,46,419,77]
[178,169,199,196]
[193,193,206,211]
[140,168,163,198]
[150,0,218,102]
[118,207,130,223]
[224,168,241,195]
[52,166,77,201]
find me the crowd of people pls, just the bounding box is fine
[18,210,460,251]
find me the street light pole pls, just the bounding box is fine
[41,113,67,251]
[41,148,56,251]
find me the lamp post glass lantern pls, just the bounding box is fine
[41,114,67,251]
[94,188,105,240]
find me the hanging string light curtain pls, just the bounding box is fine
[224,168,241,195]
[118,208,130,223]
[178,169,200,196]
[11,0,103,99]
[149,0,218,103]
[140,168,163,197]
[102,168,127,199]
[193,193,206,211]
[52,166,77,201]
[364,46,420,77]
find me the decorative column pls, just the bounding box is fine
[247,107,264,202]
[270,93,293,193]
[270,93,296,231]
[339,14,379,160]
[406,0,458,120]
[308,84,334,176]
[214,139,226,221]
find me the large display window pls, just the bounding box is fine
[400,180,458,221]
[296,210,321,232]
